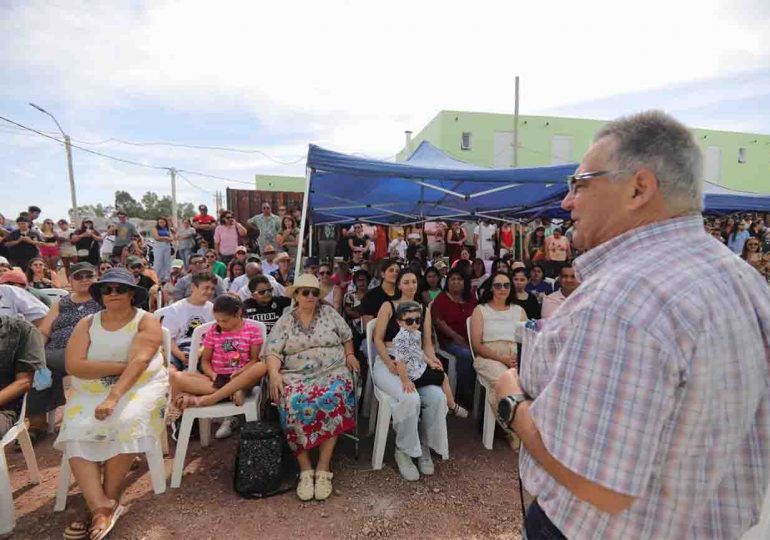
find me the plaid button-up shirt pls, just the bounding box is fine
[519,215,770,539]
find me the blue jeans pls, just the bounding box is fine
[442,341,476,408]
[523,500,566,540]
[153,242,172,281]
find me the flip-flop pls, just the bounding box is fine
[63,517,90,540]
[89,502,125,540]
[176,393,202,411]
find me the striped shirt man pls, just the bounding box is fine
[519,215,770,539]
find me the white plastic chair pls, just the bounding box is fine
[170,320,265,488]
[366,319,392,470]
[38,288,69,304]
[0,394,40,534]
[54,332,172,512]
[467,318,496,450]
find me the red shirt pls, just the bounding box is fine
[193,214,216,226]
[430,291,477,347]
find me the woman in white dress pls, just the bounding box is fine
[55,268,168,540]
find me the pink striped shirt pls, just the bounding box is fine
[202,321,263,375]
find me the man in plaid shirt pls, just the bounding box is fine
[497,111,770,539]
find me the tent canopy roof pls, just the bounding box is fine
[307,142,575,225]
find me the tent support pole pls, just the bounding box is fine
[295,166,313,278]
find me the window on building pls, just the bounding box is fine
[461,132,472,150]
[705,146,722,183]
[738,147,746,164]
[551,135,573,165]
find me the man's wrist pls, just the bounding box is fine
[511,399,532,433]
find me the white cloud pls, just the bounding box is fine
[1,0,769,218]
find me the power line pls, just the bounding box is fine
[176,170,217,196]
[67,135,307,165]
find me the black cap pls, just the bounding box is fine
[69,262,96,276]
[304,256,319,268]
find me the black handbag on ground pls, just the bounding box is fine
[233,406,298,499]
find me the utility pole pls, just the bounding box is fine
[513,75,520,168]
[169,168,178,226]
[30,103,79,225]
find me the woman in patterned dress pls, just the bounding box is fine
[55,268,168,540]
[265,273,360,502]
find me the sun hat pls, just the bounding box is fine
[89,267,149,307]
[274,252,291,263]
[0,268,28,286]
[285,273,321,298]
[262,244,276,255]
[171,259,185,270]
[69,262,96,276]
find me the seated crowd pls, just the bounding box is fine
[0,200,767,538]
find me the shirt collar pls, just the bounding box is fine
[573,214,705,281]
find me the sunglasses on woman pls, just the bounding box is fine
[401,316,421,326]
[72,272,95,281]
[298,288,320,297]
[492,282,512,290]
[99,284,131,295]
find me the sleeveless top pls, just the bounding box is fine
[157,227,171,238]
[478,303,524,342]
[88,309,153,363]
[47,294,102,350]
[383,300,426,342]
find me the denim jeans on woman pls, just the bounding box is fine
[441,341,476,408]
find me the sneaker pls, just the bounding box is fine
[417,444,434,475]
[450,403,469,418]
[215,417,237,439]
[314,470,334,500]
[394,449,420,481]
[296,470,315,501]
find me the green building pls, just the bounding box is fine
[397,111,770,194]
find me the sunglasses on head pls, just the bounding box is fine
[99,284,131,296]
[72,272,95,281]
[401,316,421,326]
[298,288,320,298]
[492,282,511,290]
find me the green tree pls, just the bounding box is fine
[114,190,196,221]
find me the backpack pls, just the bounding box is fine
[233,407,297,498]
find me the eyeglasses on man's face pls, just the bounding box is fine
[566,169,635,195]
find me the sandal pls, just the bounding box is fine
[89,502,125,540]
[174,393,202,411]
[63,516,90,540]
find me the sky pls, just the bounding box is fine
[1,0,769,221]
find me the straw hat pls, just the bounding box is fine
[285,273,321,298]
[274,252,291,263]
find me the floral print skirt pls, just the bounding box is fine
[279,367,355,454]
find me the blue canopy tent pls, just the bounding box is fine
[304,142,575,226]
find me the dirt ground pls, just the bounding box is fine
[5,413,528,539]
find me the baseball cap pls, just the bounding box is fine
[69,262,96,276]
[303,256,319,268]
[126,256,144,268]
[0,256,9,267]
[236,245,247,254]
[171,259,185,270]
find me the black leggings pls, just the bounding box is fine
[413,367,445,388]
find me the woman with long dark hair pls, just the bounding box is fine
[525,226,546,263]
[430,268,477,408]
[25,256,61,289]
[70,218,103,266]
[151,217,175,282]
[276,215,300,260]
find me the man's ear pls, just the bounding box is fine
[627,168,659,209]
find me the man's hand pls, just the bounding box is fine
[495,367,524,399]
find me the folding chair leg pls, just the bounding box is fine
[171,414,194,489]
[146,441,166,495]
[160,427,169,456]
[244,402,258,423]
[482,399,496,450]
[16,428,40,484]
[372,400,391,470]
[54,455,72,512]
[368,397,379,437]
[0,451,15,534]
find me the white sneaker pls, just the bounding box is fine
[451,403,469,418]
[417,447,434,476]
[297,470,315,501]
[394,449,420,481]
[215,417,237,439]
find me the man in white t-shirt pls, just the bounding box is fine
[474,220,498,260]
[0,284,48,326]
[159,272,216,370]
[424,221,447,258]
[232,261,285,300]
[388,232,407,260]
